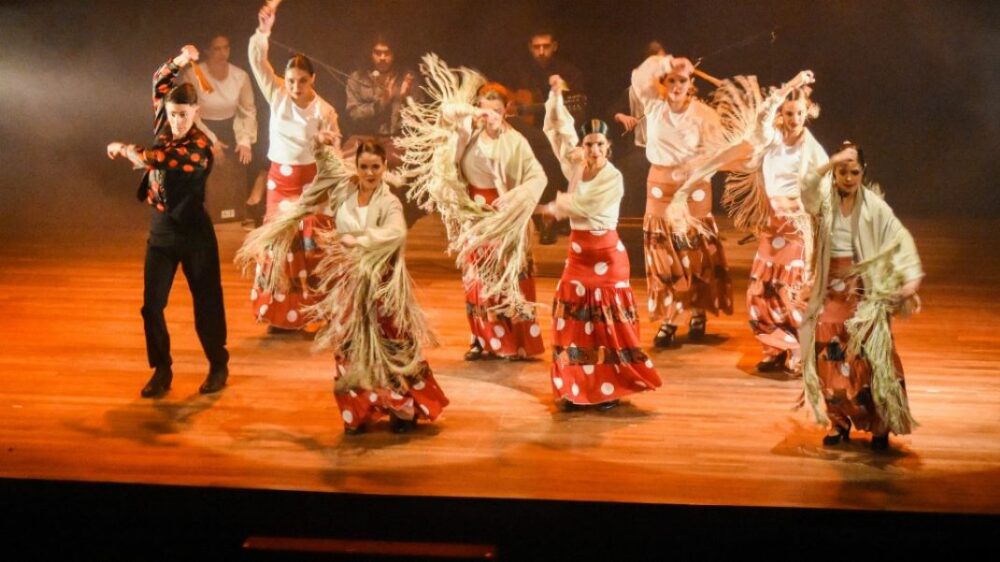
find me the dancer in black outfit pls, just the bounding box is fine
[106,45,229,398]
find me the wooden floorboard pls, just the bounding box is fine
[0,215,998,514]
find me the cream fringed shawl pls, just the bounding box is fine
[235,146,435,392]
[666,76,826,277]
[397,54,543,319]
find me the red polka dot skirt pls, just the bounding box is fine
[551,229,662,405]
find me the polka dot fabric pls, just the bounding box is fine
[643,166,733,324]
[251,162,330,329]
[334,361,449,431]
[747,207,810,359]
[814,258,906,436]
[464,186,544,358]
[551,230,662,405]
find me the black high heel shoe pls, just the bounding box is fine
[653,323,677,348]
[870,434,890,451]
[822,425,851,446]
[755,351,788,373]
[389,414,417,434]
[464,342,486,361]
[688,315,707,341]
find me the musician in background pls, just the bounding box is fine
[344,33,424,226]
[504,29,588,244]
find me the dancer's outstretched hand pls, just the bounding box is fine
[258,4,276,34]
[173,45,199,67]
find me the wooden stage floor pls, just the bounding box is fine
[1,215,998,515]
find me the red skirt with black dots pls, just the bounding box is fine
[463,185,545,358]
[551,229,662,405]
[251,162,330,329]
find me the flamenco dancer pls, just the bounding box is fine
[106,45,229,398]
[799,143,923,450]
[238,135,447,434]
[630,52,733,347]
[247,1,341,332]
[538,75,662,411]
[398,55,547,361]
[669,69,826,375]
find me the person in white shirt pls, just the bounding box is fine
[247,1,341,332]
[184,34,257,224]
[744,73,827,375]
[631,53,733,348]
[538,75,662,411]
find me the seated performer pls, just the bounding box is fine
[538,75,662,411]
[504,29,588,245]
[106,44,229,398]
[799,143,923,451]
[343,32,425,227]
[238,135,447,434]
[184,33,258,224]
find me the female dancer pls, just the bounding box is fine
[799,143,922,450]
[248,2,340,331]
[630,53,733,347]
[670,69,826,375]
[239,135,447,434]
[745,74,828,374]
[106,45,229,397]
[398,56,547,361]
[538,75,662,410]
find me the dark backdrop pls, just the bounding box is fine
[1,0,997,236]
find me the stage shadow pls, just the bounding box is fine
[65,390,225,447]
[771,419,924,471]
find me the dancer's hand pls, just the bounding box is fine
[788,70,815,90]
[106,142,126,159]
[258,3,276,34]
[549,74,564,95]
[399,72,415,98]
[614,113,638,133]
[567,146,586,166]
[493,188,527,212]
[173,45,199,67]
[314,130,339,147]
[476,108,504,135]
[236,144,252,165]
[830,146,857,166]
[340,234,358,248]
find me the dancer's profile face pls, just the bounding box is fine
[780,99,808,136]
[664,74,691,105]
[284,68,315,101]
[581,133,609,165]
[356,152,386,191]
[371,43,394,73]
[834,160,863,195]
[165,102,197,138]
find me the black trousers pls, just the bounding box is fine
[141,229,229,371]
